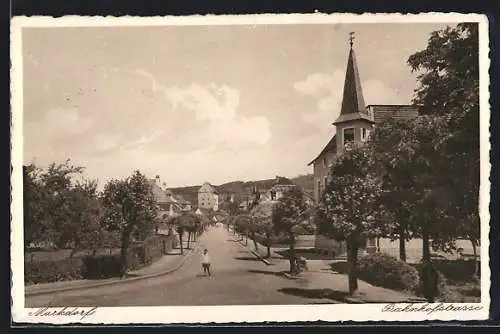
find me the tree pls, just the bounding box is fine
[235,214,252,245]
[250,201,276,258]
[66,179,103,256]
[369,118,425,262]
[316,144,390,295]
[23,160,102,253]
[23,164,49,249]
[101,171,158,276]
[408,23,480,262]
[220,200,240,216]
[171,212,201,254]
[272,187,315,274]
[38,160,85,249]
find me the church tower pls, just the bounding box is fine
[333,32,375,153]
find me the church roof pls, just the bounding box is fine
[368,104,420,124]
[309,105,419,166]
[335,48,368,121]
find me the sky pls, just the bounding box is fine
[22,22,451,188]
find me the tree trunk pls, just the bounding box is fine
[252,232,258,251]
[120,228,132,277]
[289,235,296,274]
[376,237,380,253]
[399,222,407,262]
[471,238,479,277]
[347,239,359,295]
[422,220,430,263]
[179,233,184,255]
[266,232,271,258]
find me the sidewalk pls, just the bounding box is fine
[25,239,200,296]
[235,230,421,304]
[229,228,285,264]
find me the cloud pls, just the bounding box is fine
[293,70,344,133]
[362,79,406,105]
[24,68,272,182]
[294,71,408,133]
[293,72,340,96]
[165,83,240,122]
[144,74,272,149]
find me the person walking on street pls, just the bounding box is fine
[201,249,211,277]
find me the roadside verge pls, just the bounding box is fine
[25,241,200,297]
[234,237,277,266]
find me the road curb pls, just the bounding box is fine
[250,250,271,265]
[234,237,272,266]
[26,242,200,297]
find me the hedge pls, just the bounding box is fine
[82,255,123,279]
[25,234,179,283]
[25,258,84,284]
[357,253,420,292]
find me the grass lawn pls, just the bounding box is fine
[25,248,121,262]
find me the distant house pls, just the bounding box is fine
[198,182,219,211]
[308,37,419,257]
[149,175,192,224]
[195,207,213,220]
[267,176,296,201]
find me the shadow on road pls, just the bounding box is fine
[234,256,261,261]
[275,248,337,261]
[277,287,349,303]
[247,269,285,277]
[329,261,348,274]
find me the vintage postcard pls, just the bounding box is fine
[11,13,490,324]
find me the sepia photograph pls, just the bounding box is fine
[11,14,490,323]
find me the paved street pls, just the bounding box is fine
[26,225,343,307]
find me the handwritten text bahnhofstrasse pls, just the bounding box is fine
[382,303,483,315]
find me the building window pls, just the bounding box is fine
[324,176,328,189]
[361,128,370,141]
[343,127,355,144]
[317,180,321,200]
[323,157,328,168]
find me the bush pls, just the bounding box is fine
[82,255,123,279]
[414,262,459,301]
[432,259,480,283]
[357,253,420,292]
[25,258,83,284]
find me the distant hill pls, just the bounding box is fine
[291,174,315,197]
[168,174,314,206]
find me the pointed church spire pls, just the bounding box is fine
[338,32,366,118]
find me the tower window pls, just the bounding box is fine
[361,128,370,141]
[343,128,355,144]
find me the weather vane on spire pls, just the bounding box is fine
[349,32,355,49]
